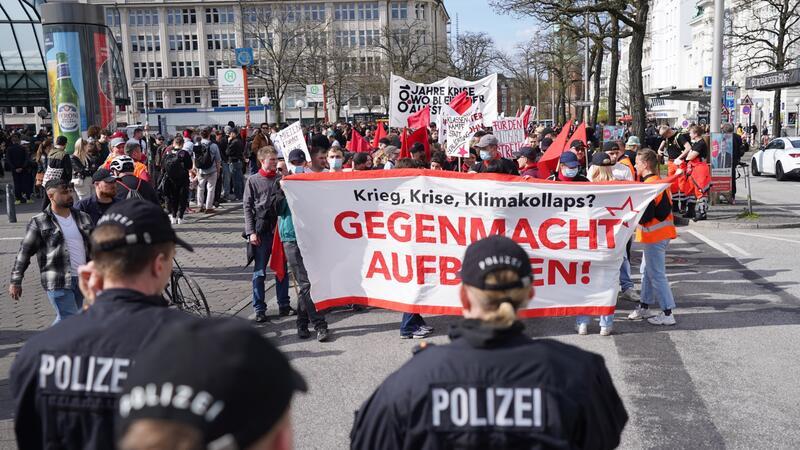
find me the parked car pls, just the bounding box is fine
[750,137,800,181]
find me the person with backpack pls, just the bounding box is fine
[227,128,245,201]
[193,128,221,213]
[159,136,193,224]
[110,155,159,204]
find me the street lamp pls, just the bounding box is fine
[794,99,800,136]
[296,99,305,124]
[756,102,762,138]
[343,104,350,123]
[260,96,270,124]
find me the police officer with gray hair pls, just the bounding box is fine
[350,235,628,449]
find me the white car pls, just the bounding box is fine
[751,137,800,181]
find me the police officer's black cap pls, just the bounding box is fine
[116,318,307,448]
[93,199,193,252]
[460,235,532,290]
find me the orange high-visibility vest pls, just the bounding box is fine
[619,157,636,180]
[636,174,677,243]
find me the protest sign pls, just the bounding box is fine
[437,103,483,145]
[283,171,670,317]
[492,117,526,158]
[273,121,310,163]
[389,73,498,128]
[710,132,733,192]
[445,115,472,157]
[602,125,626,142]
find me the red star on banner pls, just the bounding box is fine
[605,196,639,228]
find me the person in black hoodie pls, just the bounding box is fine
[5,134,34,203]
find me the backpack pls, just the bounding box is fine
[194,142,214,170]
[117,178,144,200]
[163,151,188,181]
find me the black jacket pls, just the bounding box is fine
[114,174,159,204]
[10,289,198,450]
[351,320,628,450]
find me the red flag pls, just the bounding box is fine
[400,127,430,160]
[372,122,387,149]
[268,223,286,282]
[347,128,371,153]
[565,122,587,150]
[537,123,572,176]
[407,105,431,129]
[449,91,473,115]
[519,105,533,130]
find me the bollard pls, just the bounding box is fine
[5,183,16,223]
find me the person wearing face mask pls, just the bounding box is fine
[469,134,520,175]
[288,149,309,173]
[327,148,344,172]
[547,152,589,181]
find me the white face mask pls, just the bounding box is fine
[563,167,579,178]
[479,150,492,161]
[328,157,342,170]
[294,166,306,174]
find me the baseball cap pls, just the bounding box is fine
[93,199,193,252]
[475,134,499,148]
[92,168,115,183]
[539,137,553,151]
[110,137,126,148]
[559,151,580,168]
[512,146,536,159]
[117,318,307,448]
[591,151,614,167]
[460,235,532,290]
[570,140,586,150]
[288,148,307,164]
[602,141,619,152]
[44,178,70,191]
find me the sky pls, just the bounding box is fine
[442,0,538,53]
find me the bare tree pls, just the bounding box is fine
[728,0,800,137]
[375,19,439,82]
[449,32,497,80]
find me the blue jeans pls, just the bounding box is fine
[252,232,290,314]
[619,254,634,292]
[46,278,84,325]
[229,161,244,199]
[400,313,427,335]
[640,239,676,311]
[576,315,614,328]
[220,162,231,199]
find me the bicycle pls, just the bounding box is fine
[164,258,211,317]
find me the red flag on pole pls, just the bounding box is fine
[519,105,533,130]
[449,91,473,115]
[565,122,587,150]
[407,105,431,129]
[400,127,430,160]
[537,123,573,176]
[347,128,371,153]
[268,223,286,282]
[372,122,386,149]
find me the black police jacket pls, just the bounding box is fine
[351,320,628,450]
[10,289,197,450]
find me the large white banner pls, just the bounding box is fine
[283,171,671,318]
[389,74,498,128]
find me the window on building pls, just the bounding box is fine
[358,2,379,20]
[105,8,120,27]
[173,89,202,105]
[392,29,410,45]
[361,56,379,73]
[170,61,200,77]
[130,35,161,52]
[135,91,144,110]
[244,32,271,50]
[415,29,427,44]
[415,3,426,20]
[334,3,356,21]
[243,6,270,23]
[248,88,267,106]
[167,8,196,25]
[205,7,235,24]
[128,9,159,26]
[391,2,408,19]
[359,30,380,47]
[168,34,199,51]
[132,62,163,79]
[305,31,326,47]
[210,89,219,107]
[207,33,236,50]
[335,30,357,47]
[303,3,325,21]
[208,60,225,77]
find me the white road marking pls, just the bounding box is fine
[729,231,800,245]
[0,237,22,240]
[685,229,734,258]
[725,243,752,257]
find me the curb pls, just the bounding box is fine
[687,219,800,230]
[185,202,242,223]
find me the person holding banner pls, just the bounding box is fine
[547,152,589,182]
[469,135,519,175]
[629,149,678,326]
[658,126,692,213]
[351,236,628,449]
[513,146,541,178]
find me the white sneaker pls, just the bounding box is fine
[176,217,183,225]
[627,305,654,320]
[576,323,588,335]
[619,289,641,302]
[600,326,612,336]
[647,312,677,326]
[170,215,177,225]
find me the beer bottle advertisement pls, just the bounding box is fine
[44,31,87,154]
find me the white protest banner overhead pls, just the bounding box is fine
[282,171,671,317]
[445,114,472,157]
[492,117,526,158]
[389,73,498,128]
[273,121,309,162]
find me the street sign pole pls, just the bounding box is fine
[710,0,725,132]
[243,66,250,130]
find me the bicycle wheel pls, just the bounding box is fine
[171,271,211,317]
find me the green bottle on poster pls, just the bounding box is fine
[55,52,80,154]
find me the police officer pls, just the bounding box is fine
[350,235,628,450]
[116,318,306,450]
[10,199,197,449]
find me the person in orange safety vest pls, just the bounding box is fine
[674,125,711,221]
